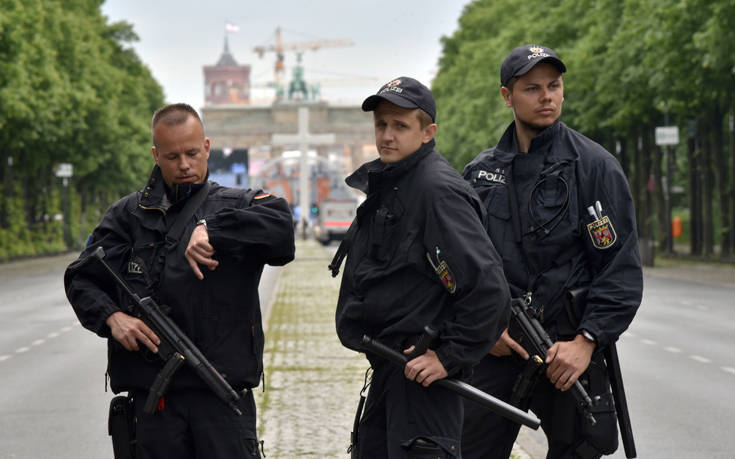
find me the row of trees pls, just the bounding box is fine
[0,0,164,259]
[433,0,735,260]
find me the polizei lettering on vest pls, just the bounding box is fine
[477,170,507,184]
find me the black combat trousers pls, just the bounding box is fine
[357,357,463,458]
[131,388,261,459]
[462,354,614,459]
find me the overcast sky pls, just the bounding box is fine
[101,0,470,109]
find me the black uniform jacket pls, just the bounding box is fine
[463,121,643,347]
[336,140,511,377]
[65,166,295,393]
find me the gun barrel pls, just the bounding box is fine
[362,335,540,430]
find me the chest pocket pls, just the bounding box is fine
[368,198,405,262]
[478,183,511,221]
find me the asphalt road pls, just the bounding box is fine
[2,249,733,458]
[518,270,735,458]
[0,252,280,459]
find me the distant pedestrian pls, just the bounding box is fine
[461,44,643,458]
[332,77,511,458]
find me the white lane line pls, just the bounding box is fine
[680,300,693,306]
[623,331,636,338]
[665,346,683,354]
[47,332,59,339]
[641,339,658,346]
[15,347,30,354]
[31,339,45,346]
[0,355,11,362]
[722,367,735,376]
[60,326,72,333]
[690,355,711,364]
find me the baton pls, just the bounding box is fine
[361,335,540,430]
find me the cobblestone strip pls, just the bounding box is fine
[256,240,366,457]
[255,239,531,458]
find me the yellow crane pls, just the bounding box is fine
[253,27,353,95]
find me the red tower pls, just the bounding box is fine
[203,36,251,105]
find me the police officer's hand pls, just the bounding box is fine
[489,328,530,359]
[185,224,219,280]
[544,334,595,391]
[106,311,160,353]
[403,347,448,387]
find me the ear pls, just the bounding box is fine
[422,123,438,143]
[203,138,211,158]
[151,146,159,165]
[501,86,512,107]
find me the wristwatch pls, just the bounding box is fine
[196,218,207,229]
[581,329,596,343]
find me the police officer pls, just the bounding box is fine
[332,77,511,458]
[461,45,643,458]
[64,103,295,459]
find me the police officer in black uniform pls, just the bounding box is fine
[64,103,295,459]
[460,45,643,458]
[333,77,511,458]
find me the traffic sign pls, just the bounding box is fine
[54,163,73,178]
[655,126,679,146]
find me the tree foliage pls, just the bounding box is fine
[0,0,164,259]
[433,0,735,259]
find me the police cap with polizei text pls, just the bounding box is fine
[361,77,436,122]
[500,44,567,87]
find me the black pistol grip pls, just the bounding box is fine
[406,326,440,361]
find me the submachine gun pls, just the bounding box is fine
[508,297,597,426]
[69,246,242,416]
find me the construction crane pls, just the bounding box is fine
[253,27,353,96]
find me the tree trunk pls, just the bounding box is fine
[712,107,731,258]
[629,133,644,238]
[702,118,714,256]
[687,121,702,256]
[653,132,668,253]
[729,110,735,259]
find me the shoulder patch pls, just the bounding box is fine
[426,246,457,294]
[587,216,617,249]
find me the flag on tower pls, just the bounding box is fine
[225,21,239,33]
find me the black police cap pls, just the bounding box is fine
[500,44,567,87]
[361,77,436,122]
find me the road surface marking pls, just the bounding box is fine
[15,347,30,354]
[641,339,658,346]
[47,332,59,339]
[31,339,45,346]
[721,367,735,376]
[0,355,11,362]
[664,346,682,353]
[690,355,711,364]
